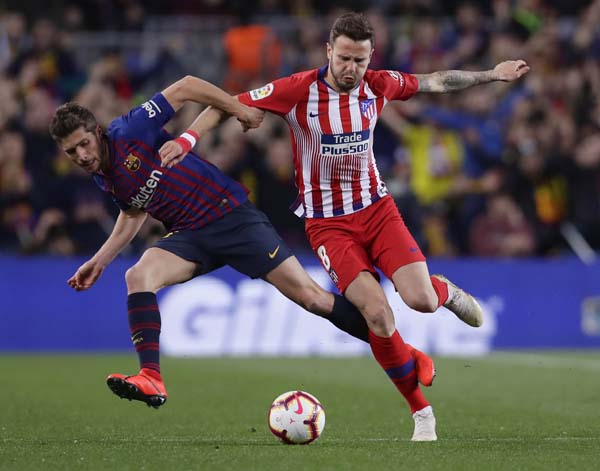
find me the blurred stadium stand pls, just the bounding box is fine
[1,0,600,260]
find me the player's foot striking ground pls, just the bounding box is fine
[432,274,484,327]
[106,368,167,408]
[411,405,437,441]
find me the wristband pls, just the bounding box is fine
[174,129,200,154]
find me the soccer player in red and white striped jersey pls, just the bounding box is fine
[160,12,529,441]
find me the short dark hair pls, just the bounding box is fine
[49,102,97,142]
[329,12,374,47]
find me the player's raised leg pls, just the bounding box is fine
[344,272,437,441]
[107,248,197,408]
[264,256,370,342]
[266,257,437,386]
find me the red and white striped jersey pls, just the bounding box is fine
[238,66,419,218]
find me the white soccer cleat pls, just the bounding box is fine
[411,405,437,442]
[433,274,484,328]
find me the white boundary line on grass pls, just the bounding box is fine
[5,436,598,445]
[353,437,600,443]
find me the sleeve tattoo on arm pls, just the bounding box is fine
[415,70,496,93]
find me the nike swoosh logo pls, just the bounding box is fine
[268,245,280,259]
[293,397,303,415]
[309,111,325,118]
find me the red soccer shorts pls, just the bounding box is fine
[304,196,426,293]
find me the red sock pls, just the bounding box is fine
[430,276,449,308]
[369,330,430,413]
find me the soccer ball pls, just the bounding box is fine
[267,390,326,444]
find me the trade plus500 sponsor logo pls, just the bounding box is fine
[321,130,370,156]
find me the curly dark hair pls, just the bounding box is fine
[329,12,374,47]
[49,102,98,142]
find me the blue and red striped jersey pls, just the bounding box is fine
[92,93,248,231]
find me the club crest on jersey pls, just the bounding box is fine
[249,83,274,101]
[124,153,141,171]
[320,130,370,156]
[360,99,376,120]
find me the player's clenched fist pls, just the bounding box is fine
[235,104,264,132]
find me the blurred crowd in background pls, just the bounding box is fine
[1,0,600,259]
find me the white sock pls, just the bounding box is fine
[413,405,433,417]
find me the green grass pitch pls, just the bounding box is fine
[1,352,599,470]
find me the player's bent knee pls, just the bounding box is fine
[125,265,154,292]
[402,291,438,313]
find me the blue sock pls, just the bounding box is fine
[127,292,161,374]
[329,294,369,343]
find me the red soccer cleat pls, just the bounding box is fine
[407,344,436,387]
[106,368,167,408]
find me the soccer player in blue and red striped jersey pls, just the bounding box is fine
[49,75,412,409]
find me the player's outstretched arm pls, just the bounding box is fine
[159,105,229,168]
[159,99,265,168]
[67,208,147,291]
[158,75,265,169]
[161,75,263,129]
[415,60,530,93]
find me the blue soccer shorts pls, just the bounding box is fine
[153,201,292,279]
